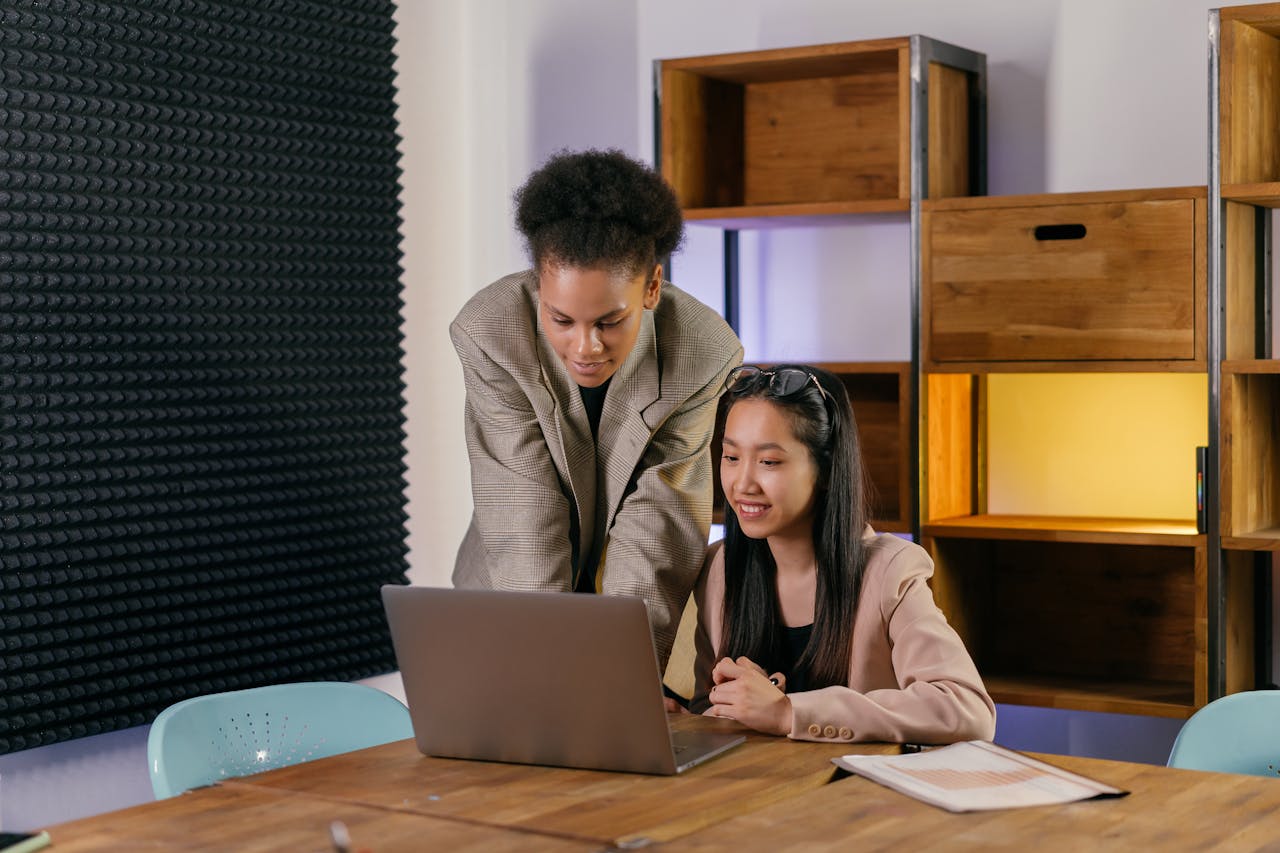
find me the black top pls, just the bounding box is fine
[578,378,611,440]
[573,378,612,593]
[780,623,814,694]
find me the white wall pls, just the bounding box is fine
[399,0,641,588]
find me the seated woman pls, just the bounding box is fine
[691,364,996,744]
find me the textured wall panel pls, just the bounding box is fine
[0,0,408,753]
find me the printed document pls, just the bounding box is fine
[833,740,1128,813]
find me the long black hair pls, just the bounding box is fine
[514,148,683,278]
[720,364,870,690]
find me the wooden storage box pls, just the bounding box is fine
[922,188,1207,370]
[657,38,978,219]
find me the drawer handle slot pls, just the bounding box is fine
[1034,223,1087,241]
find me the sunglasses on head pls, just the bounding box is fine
[725,365,832,402]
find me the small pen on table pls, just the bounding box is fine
[329,820,352,853]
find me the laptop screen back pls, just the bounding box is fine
[381,586,681,775]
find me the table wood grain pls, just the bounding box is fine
[668,751,1280,851]
[227,714,895,846]
[45,784,597,852]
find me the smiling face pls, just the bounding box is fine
[537,263,661,388]
[720,397,820,545]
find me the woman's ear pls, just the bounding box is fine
[643,264,663,310]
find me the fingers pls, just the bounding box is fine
[736,656,767,677]
[702,703,733,720]
[711,656,742,684]
[713,655,767,684]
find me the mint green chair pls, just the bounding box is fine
[1167,690,1280,777]
[147,682,413,798]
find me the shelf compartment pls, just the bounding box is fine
[923,514,1202,547]
[682,198,909,229]
[1222,181,1280,206]
[713,362,910,533]
[922,188,1206,369]
[658,37,979,216]
[979,674,1196,719]
[1220,5,1280,185]
[1223,526,1280,551]
[925,536,1206,716]
[1221,369,1280,547]
[925,373,1208,525]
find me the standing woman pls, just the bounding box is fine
[450,149,742,667]
[693,364,995,743]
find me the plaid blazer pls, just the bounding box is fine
[450,270,742,665]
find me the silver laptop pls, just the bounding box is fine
[381,585,744,775]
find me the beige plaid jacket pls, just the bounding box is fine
[450,270,742,665]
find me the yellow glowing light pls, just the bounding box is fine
[985,373,1207,520]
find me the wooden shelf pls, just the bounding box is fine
[982,674,1196,719]
[1223,526,1280,551]
[682,199,909,228]
[1222,359,1280,374]
[924,514,1202,546]
[926,360,1208,375]
[658,37,979,216]
[1222,182,1280,207]
[923,185,1206,211]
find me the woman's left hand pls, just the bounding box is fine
[704,656,793,736]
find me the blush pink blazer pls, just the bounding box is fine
[692,529,996,744]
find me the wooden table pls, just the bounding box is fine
[672,752,1280,851]
[225,715,888,847]
[45,716,1280,851]
[47,784,595,852]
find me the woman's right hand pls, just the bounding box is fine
[712,655,785,692]
[705,656,793,735]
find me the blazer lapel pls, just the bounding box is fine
[595,310,661,541]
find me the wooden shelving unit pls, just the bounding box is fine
[661,8,1278,717]
[1211,3,1280,694]
[919,180,1251,714]
[657,36,987,538]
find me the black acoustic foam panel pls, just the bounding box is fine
[0,0,408,753]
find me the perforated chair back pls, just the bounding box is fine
[147,681,413,798]
[1167,690,1280,777]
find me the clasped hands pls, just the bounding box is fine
[702,655,793,736]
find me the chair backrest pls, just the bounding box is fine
[147,681,413,798]
[1167,690,1280,777]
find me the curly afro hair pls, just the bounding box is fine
[515,148,684,278]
